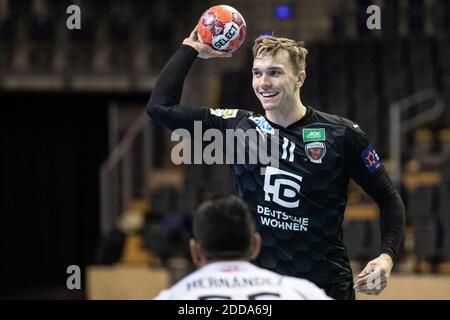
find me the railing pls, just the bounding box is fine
[389,87,445,186]
[99,110,153,236]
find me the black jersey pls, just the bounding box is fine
[147,45,405,285]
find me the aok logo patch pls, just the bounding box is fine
[305,142,326,163]
[303,128,325,142]
[361,145,381,173]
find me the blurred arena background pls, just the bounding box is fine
[1,0,449,299]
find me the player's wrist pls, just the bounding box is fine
[182,39,200,52]
[379,253,394,268]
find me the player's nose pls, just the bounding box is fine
[261,73,272,87]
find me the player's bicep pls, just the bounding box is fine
[347,139,399,207]
[345,127,383,186]
[147,103,210,132]
[206,108,244,131]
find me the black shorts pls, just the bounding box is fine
[319,279,355,300]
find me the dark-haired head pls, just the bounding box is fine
[190,195,261,266]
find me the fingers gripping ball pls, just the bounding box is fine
[197,5,247,52]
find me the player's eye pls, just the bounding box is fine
[252,71,261,77]
[270,70,281,76]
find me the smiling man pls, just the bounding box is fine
[146,29,405,300]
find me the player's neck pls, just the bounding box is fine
[265,99,307,128]
[201,258,248,267]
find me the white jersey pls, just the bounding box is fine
[153,261,332,300]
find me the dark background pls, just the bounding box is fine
[0,92,113,297]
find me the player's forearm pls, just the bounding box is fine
[377,188,405,263]
[146,45,198,117]
[369,169,406,264]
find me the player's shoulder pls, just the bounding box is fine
[313,108,360,130]
[152,267,205,300]
[312,107,365,136]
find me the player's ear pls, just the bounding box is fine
[189,239,203,267]
[296,70,306,89]
[250,233,262,259]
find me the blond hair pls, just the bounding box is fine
[253,36,308,74]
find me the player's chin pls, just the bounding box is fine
[260,100,280,111]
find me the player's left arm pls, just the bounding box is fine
[344,126,406,295]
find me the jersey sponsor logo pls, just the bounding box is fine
[210,108,238,119]
[305,142,326,164]
[303,128,325,142]
[257,205,309,231]
[361,144,381,173]
[263,166,302,208]
[249,116,275,134]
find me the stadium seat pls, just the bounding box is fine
[66,16,96,72]
[354,92,380,146]
[367,219,382,258]
[8,0,33,18]
[412,128,434,161]
[352,41,378,94]
[407,185,438,221]
[381,0,400,36]
[0,17,14,71]
[109,16,133,71]
[414,219,440,259]
[0,16,15,40]
[380,39,409,102]
[408,0,425,35]
[432,0,450,35]
[441,224,450,260]
[438,130,450,156]
[438,181,450,221]
[95,228,126,265]
[29,16,55,71]
[301,44,322,109]
[409,41,435,91]
[343,219,373,261]
[150,185,181,214]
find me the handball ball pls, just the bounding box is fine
[197,5,247,52]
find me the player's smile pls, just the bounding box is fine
[258,90,280,101]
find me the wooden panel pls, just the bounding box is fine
[86,264,170,300]
[357,275,450,300]
[403,171,442,189]
[120,234,151,264]
[345,204,378,220]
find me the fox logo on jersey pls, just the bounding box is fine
[305,142,326,163]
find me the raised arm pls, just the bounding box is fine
[146,29,231,132]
